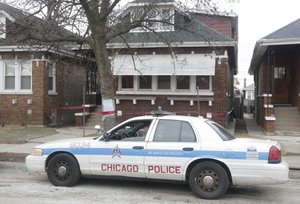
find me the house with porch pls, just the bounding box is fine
[249,18,300,134]
[107,0,238,127]
[0,2,92,126]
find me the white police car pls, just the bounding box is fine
[26,114,289,199]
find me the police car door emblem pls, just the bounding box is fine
[112,145,122,158]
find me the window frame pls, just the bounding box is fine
[138,75,152,90]
[157,75,171,90]
[153,119,197,142]
[116,75,213,96]
[121,75,134,90]
[107,119,153,142]
[176,76,190,91]
[48,62,57,95]
[0,60,32,94]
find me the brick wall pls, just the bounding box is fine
[194,14,233,38]
[0,52,86,126]
[115,51,232,127]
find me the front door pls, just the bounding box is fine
[89,119,154,178]
[273,67,290,105]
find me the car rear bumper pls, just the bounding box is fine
[230,160,289,185]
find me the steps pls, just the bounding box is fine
[274,107,300,136]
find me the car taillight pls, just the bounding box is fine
[268,145,281,164]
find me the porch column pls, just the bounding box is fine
[261,94,276,132]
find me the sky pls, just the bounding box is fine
[230,0,300,88]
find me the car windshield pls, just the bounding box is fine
[206,120,235,141]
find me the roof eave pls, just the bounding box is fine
[107,41,237,49]
[248,37,300,75]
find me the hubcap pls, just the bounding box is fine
[54,161,71,180]
[57,166,67,177]
[203,175,214,186]
[197,170,220,192]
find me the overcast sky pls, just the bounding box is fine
[231,0,300,87]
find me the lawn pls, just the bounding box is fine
[0,127,57,144]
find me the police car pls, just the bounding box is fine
[26,113,289,199]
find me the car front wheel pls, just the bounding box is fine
[47,153,80,186]
[189,161,229,199]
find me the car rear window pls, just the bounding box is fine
[206,121,235,141]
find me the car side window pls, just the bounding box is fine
[109,120,152,141]
[153,120,196,142]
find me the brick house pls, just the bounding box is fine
[249,18,300,134]
[0,2,90,126]
[108,0,238,127]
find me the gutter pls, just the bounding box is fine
[107,41,237,49]
[0,45,94,61]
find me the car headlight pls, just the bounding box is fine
[31,148,43,156]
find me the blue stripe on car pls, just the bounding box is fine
[42,148,269,160]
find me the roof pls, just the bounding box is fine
[108,10,236,48]
[0,2,76,47]
[249,18,300,74]
[263,18,300,39]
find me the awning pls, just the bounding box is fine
[111,53,216,76]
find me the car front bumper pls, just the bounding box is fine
[26,155,47,173]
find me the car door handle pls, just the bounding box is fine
[183,147,194,151]
[133,146,144,150]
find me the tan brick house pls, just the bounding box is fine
[108,0,238,127]
[249,18,300,134]
[0,2,90,126]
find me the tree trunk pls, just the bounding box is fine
[93,37,116,130]
[93,38,114,99]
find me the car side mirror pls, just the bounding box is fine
[103,132,110,142]
[95,125,101,133]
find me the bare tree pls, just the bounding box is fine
[5,0,238,101]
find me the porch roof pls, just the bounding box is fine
[249,18,300,75]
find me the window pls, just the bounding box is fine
[121,75,134,89]
[131,8,174,32]
[153,120,196,142]
[206,120,235,141]
[4,62,15,90]
[139,76,152,89]
[109,120,152,141]
[274,67,286,79]
[2,60,32,92]
[48,63,56,94]
[196,76,210,90]
[158,76,170,89]
[21,61,32,90]
[0,14,6,38]
[176,76,190,90]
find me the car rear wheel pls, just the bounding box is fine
[189,161,229,199]
[47,153,80,186]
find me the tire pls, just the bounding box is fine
[189,161,229,199]
[47,153,80,186]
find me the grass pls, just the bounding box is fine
[0,126,57,144]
